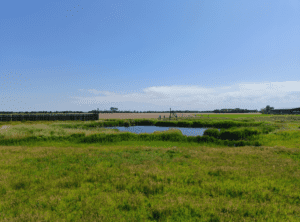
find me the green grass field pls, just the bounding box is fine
[196,113,262,118]
[0,115,300,221]
[196,113,300,119]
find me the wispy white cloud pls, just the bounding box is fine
[70,80,300,111]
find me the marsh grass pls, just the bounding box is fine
[0,144,300,221]
[0,117,300,221]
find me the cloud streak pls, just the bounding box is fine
[70,80,300,111]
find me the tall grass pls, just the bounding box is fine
[0,117,300,221]
[0,144,300,221]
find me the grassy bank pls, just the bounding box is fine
[0,118,280,148]
[0,116,300,221]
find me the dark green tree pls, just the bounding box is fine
[265,105,274,114]
[110,107,118,113]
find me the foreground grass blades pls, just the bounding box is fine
[0,145,300,221]
[0,131,262,148]
[0,115,300,221]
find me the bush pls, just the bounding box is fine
[254,141,261,146]
[124,122,130,127]
[68,133,86,140]
[134,119,156,126]
[219,130,243,141]
[156,132,183,142]
[242,128,260,140]
[260,124,278,134]
[243,128,259,136]
[217,128,262,141]
[201,135,217,143]
[102,121,119,127]
[203,128,220,139]
[104,119,117,121]
[235,141,246,146]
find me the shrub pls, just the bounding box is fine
[68,133,86,140]
[260,124,277,134]
[254,141,261,146]
[104,119,117,121]
[124,122,130,127]
[135,120,156,126]
[203,128,220,139]
[102,121,119,127]
[199,135,216,143]
[219,130,245,141]
[242,128,260,139]
[235,141,246,146]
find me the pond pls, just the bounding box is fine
[104,126,221,137]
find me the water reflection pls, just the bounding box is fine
[104,126,221,137]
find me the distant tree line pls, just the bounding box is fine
[213,108,258,113]
[1,106,280,114]
[88,107,259,114]
[0,111,85,114]
[259,105,274,114]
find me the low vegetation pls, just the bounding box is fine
[0,114,300,221]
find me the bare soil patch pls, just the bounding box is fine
[98,113,261,119]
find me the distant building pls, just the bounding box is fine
[269,107,300,115]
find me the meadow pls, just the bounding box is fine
[0,113,300,221]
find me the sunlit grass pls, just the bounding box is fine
[0,120,119,140]
[0,143,299,221]
[0,116,300,221]
[253,130,300,149]
[196,113,262,119]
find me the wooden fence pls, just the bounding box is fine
[0,114,99,122]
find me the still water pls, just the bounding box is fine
[104,126,221,137]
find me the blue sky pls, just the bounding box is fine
[1,0,299,112]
